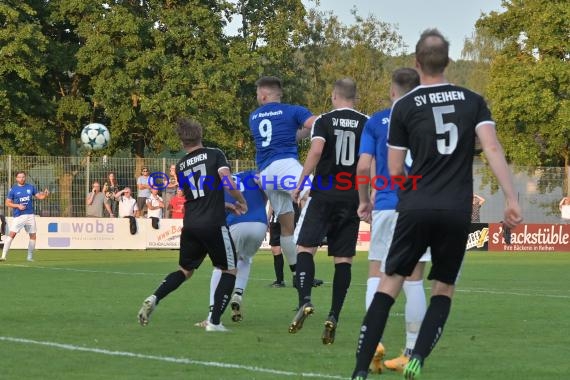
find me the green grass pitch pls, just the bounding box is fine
[1,249,569,379]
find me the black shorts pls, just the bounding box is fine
[269,221,281,247]
[296,197,359,257]
[385,209,470,284]
[179,225,237,271]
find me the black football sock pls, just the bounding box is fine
[296,252,314,308]
[329,262,351,320]
[153,270,187,303]
[210,272,236,325]
[353,292,395,377]
[273,254,284,282]
[411,295,451,362]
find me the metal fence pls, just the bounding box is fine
[0,155,255,217]
[0,155,566,222]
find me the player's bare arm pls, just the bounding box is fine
[219,167,248,214]
[387,147,407,177]
[476,123,523,228]
[5,199,25,211]
[292,138,324,203]
[35,188,49,200]
[356,153,373,222]
[296,115,318,142]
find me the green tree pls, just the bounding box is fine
[476,0,570,194]
[0,1,55,155]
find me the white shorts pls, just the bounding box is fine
[229,222,267,263]
[260,158,305,216]
[9,214,37,234]
[369,210,431,272]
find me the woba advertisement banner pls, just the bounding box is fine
[488,223,570,252]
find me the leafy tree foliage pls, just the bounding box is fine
[476,0,569,194]
[0,1,55,154]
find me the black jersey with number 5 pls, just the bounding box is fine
[388,83,494,212]
[176,147,230,227]
[310,108,368,201]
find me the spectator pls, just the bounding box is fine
[168,189,185,219]
[103,172,120,217]
[137,167,151,217]
[560,197,570,223]
[86,181,105,217]
[116,187,139,218]
[471,194,486,222]
[163,164,179,218]
[146,188,165,220]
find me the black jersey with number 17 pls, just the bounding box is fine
[310,108,368,201]
[176,147,230,227]
[388,83,494,212]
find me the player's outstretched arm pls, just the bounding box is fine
[476,123,523,228]
[219,168,248,215]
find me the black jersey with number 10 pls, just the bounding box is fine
[310,108,368,201]
[388,83,494,212]
[176,147,230,227]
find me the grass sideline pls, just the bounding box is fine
[1,249,569,379]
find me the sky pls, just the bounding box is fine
[303,0,505,60]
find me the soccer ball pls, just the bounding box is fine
[80,123,110,150]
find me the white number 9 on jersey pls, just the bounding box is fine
[259,119,272,147]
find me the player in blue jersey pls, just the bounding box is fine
[249,76,317,285]
[1,171,49,262]
[351,29,522,380]
[194,170,268,328]
[356,68,432,373]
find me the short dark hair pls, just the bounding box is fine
[176,118,203,147]
[255,76,282,89]
[392,68,420,95]
[334,78,357,100]
[15,171,26,177]
[415,28,450,75]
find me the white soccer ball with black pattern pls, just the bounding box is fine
[81,123,110,150]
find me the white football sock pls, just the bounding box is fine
[235,258,251,292]
[403,279,427,350]
[28,239,36,260]
[208,268,222,320]
[366,277,381,310]
[280,235,297,267]
[1,236,13,259]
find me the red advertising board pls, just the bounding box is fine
[488,223,570,252]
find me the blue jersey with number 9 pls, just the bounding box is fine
[249,102,312,171]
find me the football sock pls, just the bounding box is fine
[235,258,251,292]
[273,253,284,282]
[211,272,236,325]
[1,236,13,259]
[280,235,297,266]
[365,277,380,310]
[154,270,187,303]
[210,268,222,307]
[27,239,36,260]
[403,280,427,351]
[329,262,351,320]
[296,252,314,307]
[412,295,452,362]
[353,292,395,376]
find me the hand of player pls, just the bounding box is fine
[291,188,301,204]
[503,200,523,229]
[357,202,373,224]
[18,204,26,210]
[234,201,248,215]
